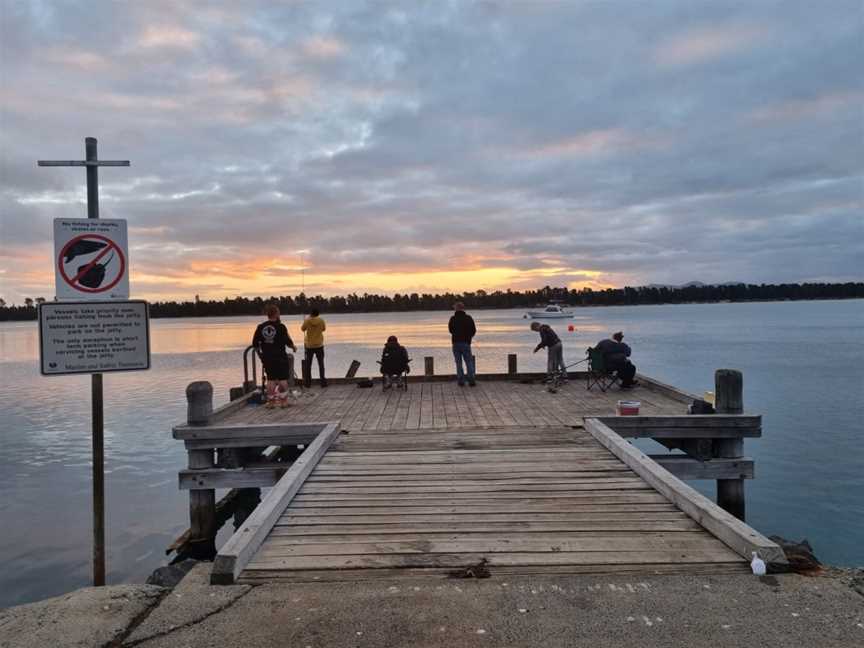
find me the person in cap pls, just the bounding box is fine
[595,331,639,388]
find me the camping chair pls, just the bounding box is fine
[585,347,619,392]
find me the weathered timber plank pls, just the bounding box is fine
[211,422,341,585]
[584,418,785,566]
[597,415,760,428]
[283,503,679,516]
[649,456,754,480]
[307,470,635,482]
[298,483,652,495]
[173,422,328,441]
[180,466,287,490]
[245,549,743,571]
[238,561,749,583]
[258,529,704,545]
[269,519,703,535]
[293,491,670,504]
[276,511,690,525]
[258,535,732,557]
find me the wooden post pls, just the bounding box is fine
[715,369,745,521]
[345,360,361,378]
[186,381,216,559]
[424,356,434,377]
[508,353,518,375]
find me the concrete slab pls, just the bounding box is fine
[126,563,251,644]
[0,584,164,648]
[131,573,864,648]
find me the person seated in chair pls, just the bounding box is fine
[380,335,410,389]
[595,331,639,388]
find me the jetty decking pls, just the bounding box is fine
[217,377,689,430]
[241,422,744,582]
[174,372,784,585]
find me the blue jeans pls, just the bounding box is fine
[452,343,475,384]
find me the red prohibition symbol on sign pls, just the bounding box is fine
[58,233,126,293]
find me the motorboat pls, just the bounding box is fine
[525,304,573,319]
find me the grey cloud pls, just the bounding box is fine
[0,0,861,303]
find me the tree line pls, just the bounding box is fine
[1,282,861,321]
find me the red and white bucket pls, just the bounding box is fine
[617,400,641,416]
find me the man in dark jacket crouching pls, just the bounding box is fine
[595,331,639,388]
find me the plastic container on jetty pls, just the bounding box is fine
[617,400,641,416]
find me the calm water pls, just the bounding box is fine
[1,301,862,607]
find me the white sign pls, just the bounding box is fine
[54,218,129,300]
[39,300,151,375]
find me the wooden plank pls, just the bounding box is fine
[211,422,342,585]
[648,456,754,480]
[184,436,311,450]
[174,422,327,441]
[258,529,704,545]
[293,491,670,504]
[180,465,286,490]
[283,503,679,516]
[308,469,634,481]
[258,535,731,557]
[245,548,742,571]
[598,415,760,428]
[269,519,704,535]
[312,461,627,472]
[305,476,643,486]
[298,483,651,495]
[276,511,689,525]
[239,561,749,583]
[583,418,786,566]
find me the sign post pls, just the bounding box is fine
[38,138,131,587]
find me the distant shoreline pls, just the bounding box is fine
[1,293,861,322]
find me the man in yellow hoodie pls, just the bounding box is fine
[301,308,327,387]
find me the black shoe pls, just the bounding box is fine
[320,381,328,388]
[469,381,476,387]
[458,381,465,387]
[620,383,634,389]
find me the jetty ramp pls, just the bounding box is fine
[172,373,783,585]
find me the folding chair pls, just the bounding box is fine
[585,347,620,392]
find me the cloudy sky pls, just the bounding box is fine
[0,1,861,304]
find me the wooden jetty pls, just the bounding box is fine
[171,361,785,585]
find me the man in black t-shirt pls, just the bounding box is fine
[252,304,298,407]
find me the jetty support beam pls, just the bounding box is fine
[715,369,746,520]
[185,381,217,559]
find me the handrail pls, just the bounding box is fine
[243,345,258,388]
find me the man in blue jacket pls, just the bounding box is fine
[448,302,476,386]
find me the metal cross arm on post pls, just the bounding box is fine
[38,160,131,166]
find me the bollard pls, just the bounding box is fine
[508,353,518,375]
[186,381,213,426]
[424,356,434,377]
[715,369,745,520]
[185,381,216,559]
